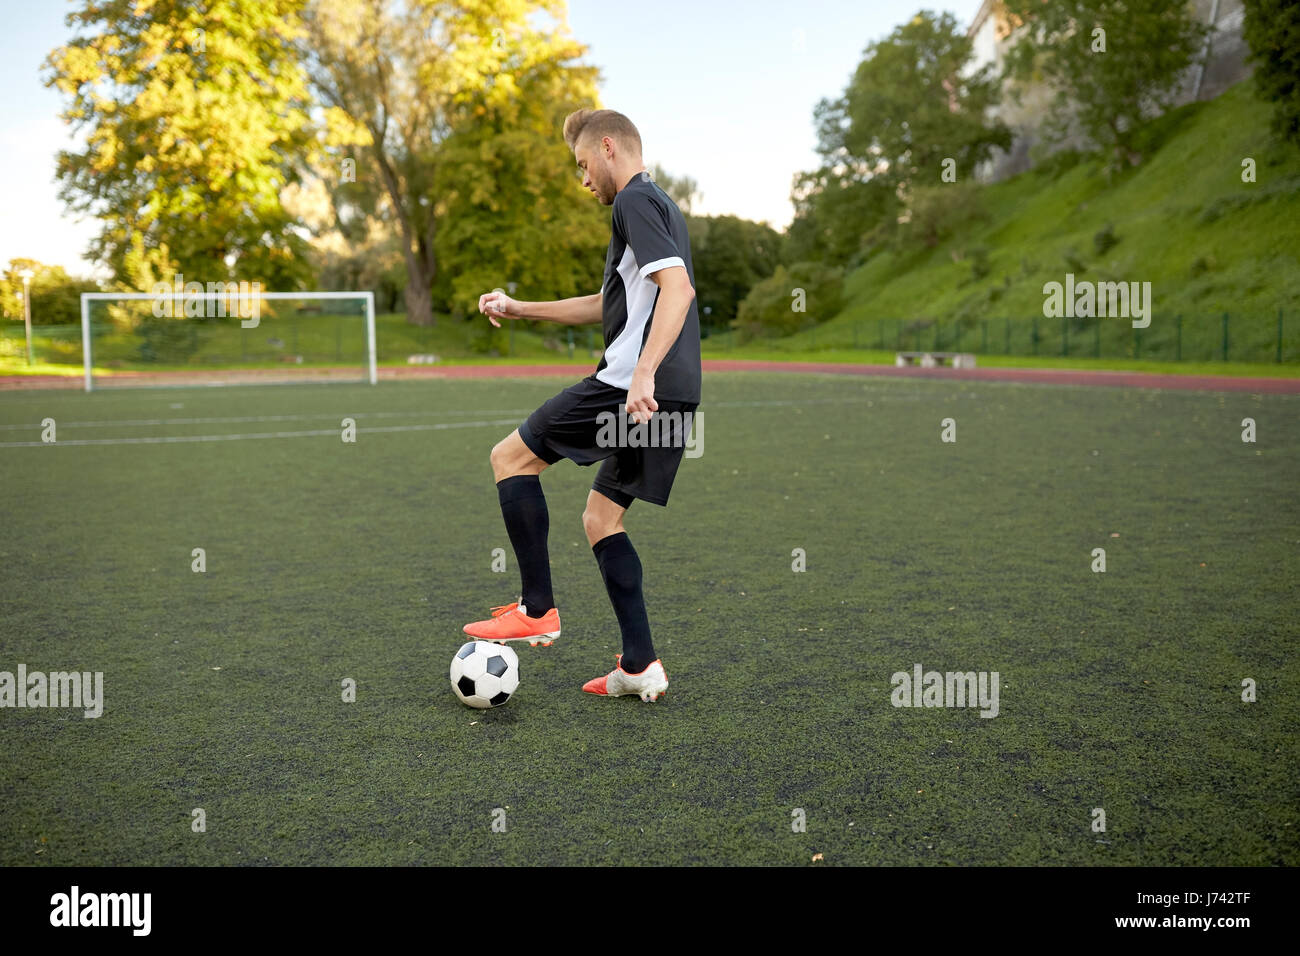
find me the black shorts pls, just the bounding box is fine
[517,376,698,508]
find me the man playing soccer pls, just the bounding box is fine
[464,108,701,703]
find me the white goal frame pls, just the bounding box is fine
[80,290,377,392]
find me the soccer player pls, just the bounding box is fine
[465,108,701,703]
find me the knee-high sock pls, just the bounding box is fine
[496,475,554,616]
[592,532,655,674]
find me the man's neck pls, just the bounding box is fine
[614,160,647,195]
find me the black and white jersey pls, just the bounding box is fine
[595,172,702,404]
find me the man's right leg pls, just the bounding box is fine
[464,430,562,643]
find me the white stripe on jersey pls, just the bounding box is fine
[596,245,680,390]
[637,255,685,278]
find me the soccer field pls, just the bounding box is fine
[1,371,1296,866]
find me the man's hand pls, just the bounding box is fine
[626,369,657,425]
[478,290,519,327]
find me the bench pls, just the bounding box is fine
[895,351,976,369]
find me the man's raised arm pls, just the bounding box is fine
[478,290,603,327]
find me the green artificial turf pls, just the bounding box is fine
[1,371,1296,865]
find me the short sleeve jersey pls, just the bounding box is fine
[594,172,702,404]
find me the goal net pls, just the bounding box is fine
[80,290,376,390]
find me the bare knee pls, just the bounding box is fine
[489,439,511,475]
[490,431,546,482]
[582,496,625,546]
[581,508,606,543]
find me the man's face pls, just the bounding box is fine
[575,136,616,205]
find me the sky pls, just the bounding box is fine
[0,0,985,277]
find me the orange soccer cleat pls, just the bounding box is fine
[463,600,562,647]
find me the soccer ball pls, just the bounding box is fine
[450,641,520,709]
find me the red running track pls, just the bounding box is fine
[2,360,1298,393]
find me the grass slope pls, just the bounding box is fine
[786,82,1300,363]
[1,372,1296,865]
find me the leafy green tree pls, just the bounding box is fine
[649,164,699,213]
[788,11,1009,265]
[785,171,894,267]
[1,259,101,326]
[44,0,317,292]
[430,26,607,320]
[733,261,843,341]
[1242,0,1300,146]
[1003,0,1209,167]
[0,259,42,321]
[316,231,407,314]
[687,215,781,332]
[280,175,408,312]
[304,0,600,325]
[901,182,986,248]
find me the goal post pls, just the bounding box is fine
[80,290,377,391]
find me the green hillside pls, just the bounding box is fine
[784,81,1300,362]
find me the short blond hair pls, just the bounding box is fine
[562,109,642,155]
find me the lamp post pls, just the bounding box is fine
[18,269,35,367]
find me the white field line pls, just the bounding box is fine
[0,395,928,447]
[0,409,536,431]
[0,394,918,432]
[0,419,524,447]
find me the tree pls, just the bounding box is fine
[430,24,607,319]
[687,215,781,331]
[1,259,102,326]
[788,11,1009,264]
[315,226,408,314]
[44,0,317,292]
[901,182,986,248]
[1003,0,1209,167]
[280,172,408,313]
[784,169,894,267]
[302,0,598,326]
[1242,0,1300,147]
[649,164,699,213]
[733,261,843,341]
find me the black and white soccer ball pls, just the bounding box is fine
[450,641,520,709]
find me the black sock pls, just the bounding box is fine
[496,475,554,617]
[592,532,655,673]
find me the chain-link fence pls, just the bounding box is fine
[701,311,1298,364]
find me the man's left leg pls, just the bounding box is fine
[581,488,668,701]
